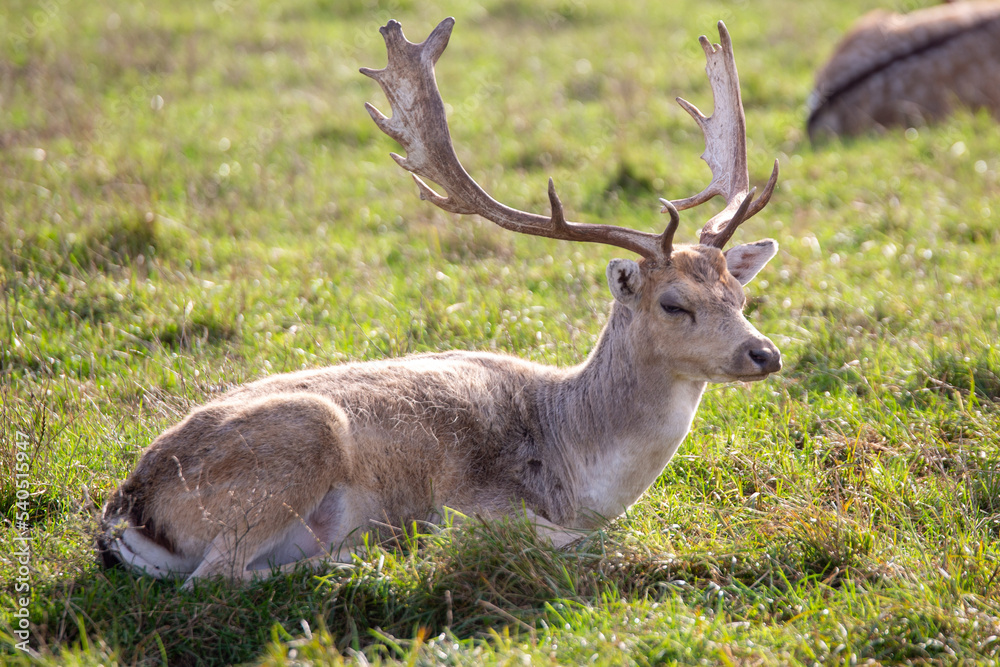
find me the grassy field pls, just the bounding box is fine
[3,0,1000,663]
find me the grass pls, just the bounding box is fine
[3,0,1000,663]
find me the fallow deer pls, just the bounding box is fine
[808,1,1000,140]
[98,18,782,586]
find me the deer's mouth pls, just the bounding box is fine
[735,371,776,381]
[716,366,780,383]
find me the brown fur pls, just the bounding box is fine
[809,1,1000,139]
[99,245,781,584]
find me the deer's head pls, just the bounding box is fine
[362,18,782,383]
[607,240,780,383]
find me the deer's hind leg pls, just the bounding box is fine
[175,392,360,585]
[103,392,358,584]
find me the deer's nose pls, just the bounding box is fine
[748,344,781,374]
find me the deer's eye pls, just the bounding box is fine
[659,298,691,317]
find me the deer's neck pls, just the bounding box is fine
[543,302,706,527]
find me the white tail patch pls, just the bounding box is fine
[113,526,198,579]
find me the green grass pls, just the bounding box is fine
[4,0,1000,663]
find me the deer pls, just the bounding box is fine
[808,1,1000,140]
[97,18,782,586]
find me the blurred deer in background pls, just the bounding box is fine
[808,1,1000,140]
[98,18,782,586]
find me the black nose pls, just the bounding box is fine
[748,345,781,374]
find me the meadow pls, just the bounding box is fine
[3,0,1000,663]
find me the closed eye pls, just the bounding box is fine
[659,298,692,318]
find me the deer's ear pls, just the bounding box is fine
[724,239,778,286]
[607,259,643,308]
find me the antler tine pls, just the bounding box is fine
[361,18,675,263]
[666,21,779,249]
[657,198,680,257]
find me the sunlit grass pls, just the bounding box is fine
[3,0,1000,663]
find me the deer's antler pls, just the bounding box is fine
[361,18,677,262]
[666,21,780,249]
[361,18,775,262]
